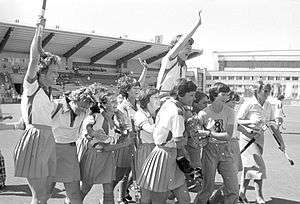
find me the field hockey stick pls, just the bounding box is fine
[240,137,255,154]
[37,0,48,58]
[266,121,294,166]
[238,124,262,154]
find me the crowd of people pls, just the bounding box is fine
[0,12,288,204]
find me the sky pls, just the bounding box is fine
[0,0,300,68]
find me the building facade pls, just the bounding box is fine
[205,50,300,99]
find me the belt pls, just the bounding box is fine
[56,142,76,146]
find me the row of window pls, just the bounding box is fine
[206,75,299,81]
[206,84,300,91]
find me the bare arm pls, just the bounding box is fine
[24,17,46,82]
[237,124,260,139]
[86,124,109,141]
[138,58,148,87]
[168,11,202,60]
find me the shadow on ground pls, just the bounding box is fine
[266,197,300,204]
[0,184,65,198]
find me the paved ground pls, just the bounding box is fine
[0,104,300,204]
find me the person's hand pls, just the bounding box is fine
[95,144,104,152]
[276,118,283,128]
[197,10,202,26]
[138,58,149,69]
[279,143,286,152]
[248,127,263,138]
[36,16,46,28]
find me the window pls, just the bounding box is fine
[213,76,219,80]
[244,76,251,80]
[268,76,274,80]
[221,76,227,80]
[206,76,212,80]
[292,77,299,81]
[236,76,243,80]
[285,77,290,81]
[275,76,281,80]
[228,76,235,80]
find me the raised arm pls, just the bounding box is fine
[168,11,202,60]
[24,17,46,82]
[138,58,148,87]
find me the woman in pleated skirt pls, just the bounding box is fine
[138,79,197,204]
[77,101,116,204]
[113,75,141,203]
[14,16,60,204]
[50,88,95,204]
[134,88,160,203]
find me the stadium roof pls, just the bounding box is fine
[0,21,202,66]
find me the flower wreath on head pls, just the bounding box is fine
[68,87,96,105]
[88,83,117,112]
[116,73,140,92]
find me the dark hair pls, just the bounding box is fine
[253,80,272,95]
[38,52,60,74]
[138,88,159,110]
[117,74,140,93]
[209,82,231,102]
[90,102,101,114]
[226,91,240,103]
[119,90,129,99]
[194,91,208,103]
[170,35,194,48]
[170,78,197,98]
[278,94,285,100]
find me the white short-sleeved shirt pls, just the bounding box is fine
[134,108,155,144]
[21,79,55,125]
[237,96,275,147]
[237,96,275,127]
[51,99,86,143]
[153,98,185,148]
[117,99,137,131]
[198,105,235,143]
